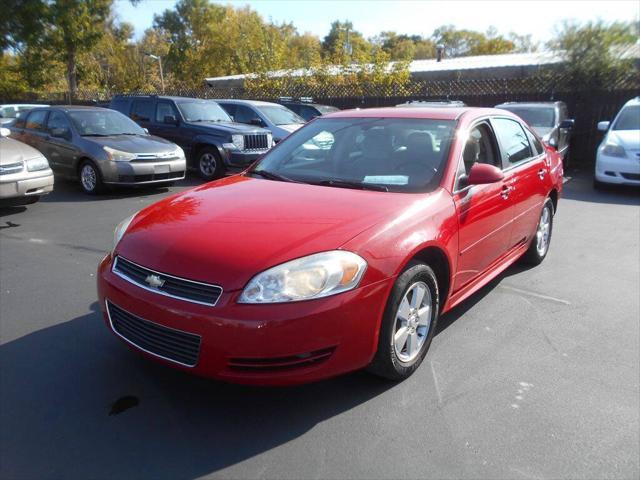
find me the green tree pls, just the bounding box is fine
[431,25,514,57]
[322,21,371,64]
[549,20,638,89]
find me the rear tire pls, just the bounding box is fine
[196,147,225,180]
[368,263,439,381]
[78,160,105,195]
[521,198,554,265]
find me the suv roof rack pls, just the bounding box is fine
[278,96,314,104]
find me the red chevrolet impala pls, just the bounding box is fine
[97,106,563,385]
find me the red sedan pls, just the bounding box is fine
[97,106,563,385]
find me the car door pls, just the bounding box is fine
[19,110,50,155]
[452,121,514,292]
[492,117,548,250]
[43,110,77,175]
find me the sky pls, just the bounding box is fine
[115,0,640,42]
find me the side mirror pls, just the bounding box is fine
[50,127,71,140]
[249,118,263,126]
[164,115,178,125]
[467,163,504,186]
[559,119,574,129]
[0,127,10,137]
[143,128,149,134]
[597,121,610,132]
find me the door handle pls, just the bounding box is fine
[538,169,546,179]
[501,185,512,199]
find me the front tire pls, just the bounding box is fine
[78,161,104,195]
[522,198,554,265]
[368,264,439,381]
[196,147,224,180]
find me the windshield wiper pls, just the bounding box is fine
[316,179,388,192]
[81,133,111,137]
[250,170,298,183]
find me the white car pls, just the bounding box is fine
[0,104,49,126]
[594,97,640,188]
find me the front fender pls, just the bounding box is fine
[191,134,228,164]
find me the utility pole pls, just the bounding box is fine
[145,53,165,94]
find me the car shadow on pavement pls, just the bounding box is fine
[0,302,395,479]
[40,176,205,203]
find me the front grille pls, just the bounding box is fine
[228,347,335,373]
[118,171,184,183]
[243,133,269,151]
[107,301,201,367]
[131,154,180,163]
[113,256,223,306]
[0,161,24,175]
[621,172,640,181]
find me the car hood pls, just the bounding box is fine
[85,134,177,154]
[116,175,419,291]
[0,136,44,165]
[608,130,640,150]
[183,121,268,135]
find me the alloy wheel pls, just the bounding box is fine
[81,164,97,192]
[536,205,552,256]
[199,153,217,176]
[393,281,432,363]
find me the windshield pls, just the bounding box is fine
[252,117,456,193]
[613,105,640,130]
[317,105,340,114]
[69,110,146,136]
[501,107,555,128]
[259,105,305,125]
[177,101,231,122]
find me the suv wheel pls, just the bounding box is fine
[197,147,224,180]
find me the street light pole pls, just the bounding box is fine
[145,53,165,94]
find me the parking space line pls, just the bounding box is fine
[499,284,571,305]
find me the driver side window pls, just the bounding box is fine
[457,123,499,189]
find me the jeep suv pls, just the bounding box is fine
[109,95,272,179]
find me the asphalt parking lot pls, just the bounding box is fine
[1,174,638,480]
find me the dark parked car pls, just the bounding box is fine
[109,95,272,179]
[278,98,340,122]
[495,101,574,164]
[10,106,186,194]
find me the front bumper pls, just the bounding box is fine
[595,153,640,185]
[0,169,54,199]
[224,149,268,170]
[97,254,392,385]
[101,158,187,185]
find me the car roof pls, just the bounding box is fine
[216,99,282,107]
[112,95,222,103]
[46,105,112,112]
[495,101,563,108]
[324,106,508,121]
[623,96,640,107]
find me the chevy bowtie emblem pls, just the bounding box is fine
[145,274,165,288]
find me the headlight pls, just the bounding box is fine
[239,250,367,304]
[601,143,626,158]
[26,156,49,172]
[174,146,185,158]
[113,213,137,251]
[266,132,273,148]
[231,134,244,150]
[104,146,136,162]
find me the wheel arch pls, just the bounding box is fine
[403,245,452,313]
[549,188,558,213]
[75,156,99,178]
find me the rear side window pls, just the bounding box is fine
[131,100,154,122]
[299,105,320,120]
[14,117,26,128]
[25,110,48,131]
[47,111,71,132]
[493,118,532,166]
[524,128,544,156]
